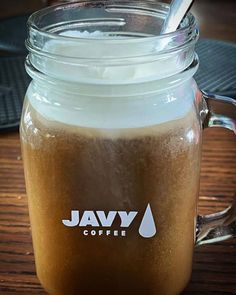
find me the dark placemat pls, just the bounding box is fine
[0,14,29,54]
[0,38,235,132]
[0,56,30,132]
[195,39,236,97]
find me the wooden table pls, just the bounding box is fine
[0,0,236,294]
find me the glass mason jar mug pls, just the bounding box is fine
[20,1,236,295]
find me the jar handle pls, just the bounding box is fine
[196,92,236,246]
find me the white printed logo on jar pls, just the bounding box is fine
[62,204,156,238]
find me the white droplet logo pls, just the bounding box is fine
[138,204,156,238]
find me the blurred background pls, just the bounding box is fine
[1,0,236,41]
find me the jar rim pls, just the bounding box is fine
[26,0,198,60]
[28,0,196,40]
[26,0,199,85]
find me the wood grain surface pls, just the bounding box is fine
[0,0,236,294]
[0,128,235,295]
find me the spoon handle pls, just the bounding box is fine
[161,0,194,34]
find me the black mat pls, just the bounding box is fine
[0,56,30,131]
[0,14,28,54]
[0,23,235,132]
[195,39,236,97]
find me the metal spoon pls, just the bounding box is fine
[161,0,195,34]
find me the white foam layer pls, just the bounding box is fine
[27,31,196,129]
[60,30,108,38]
[27,82,195,129]
[32,30,193,84]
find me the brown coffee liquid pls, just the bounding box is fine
[21,101,201,295]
